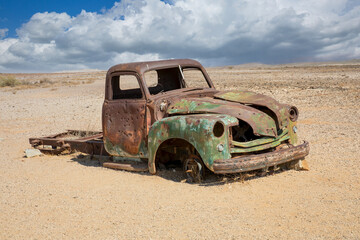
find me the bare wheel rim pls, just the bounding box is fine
[184,155,204,183]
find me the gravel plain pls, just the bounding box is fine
[0,62,359,239]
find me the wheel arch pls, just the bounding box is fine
[147,114,235,174]
[154,137,203,162]
[149,136,205,174]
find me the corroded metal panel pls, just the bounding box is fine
[147,114,238,174]
[167,98,278,137]
[29,130,107,155]
[102,99,148,158]
[214,90,289,129]
[213,141,310,174]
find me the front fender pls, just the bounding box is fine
[147,114,238,174]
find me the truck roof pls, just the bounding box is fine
[107,59,204,75]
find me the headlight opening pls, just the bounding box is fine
[213,121,225,137]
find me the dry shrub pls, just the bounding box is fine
[86,79,95,84]
[0,76,58,90]
[39,78,54,85]
[0,75,20,87]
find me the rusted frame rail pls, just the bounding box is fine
[29,130,108,156]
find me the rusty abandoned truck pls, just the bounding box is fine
[30,59,309,182]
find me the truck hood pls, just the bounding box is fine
[214,90,288,127]
[166,90,289,138]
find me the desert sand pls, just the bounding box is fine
[0,62,359,239]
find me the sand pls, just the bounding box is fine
[0,63,359,239]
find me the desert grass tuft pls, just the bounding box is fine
[39,77,54,85]
[0,75,20,87]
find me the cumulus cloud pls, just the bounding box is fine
[0,0,359,72]
[16,12,72,43]
[0,29,8,39]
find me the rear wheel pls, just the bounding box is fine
[183,154,205,183]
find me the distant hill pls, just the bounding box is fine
[212,59,360,69]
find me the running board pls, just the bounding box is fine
[103,162,148,172]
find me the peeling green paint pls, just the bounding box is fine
[167,97,278,138]
[232,129,289,148]
[278,107,289,129]
[231,133,290,153]
[215,90,289,129]
[104,137,148,158]
[167,99,221,114]
[288,120,298,145]
[104,94,299,174]
[148,114,238,174]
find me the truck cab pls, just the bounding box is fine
[102,59,215,157]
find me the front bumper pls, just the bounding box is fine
[213,141,309,174]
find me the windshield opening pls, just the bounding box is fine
[144,67,210,95]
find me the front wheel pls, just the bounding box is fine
[183,154,205,183]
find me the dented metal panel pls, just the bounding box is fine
[103,99,148,158]
[231,129,289,148]
[147,114,238,174]
[214,90,289,128]
[167,98,278,137]
[230,134,290,153]
[213,141,310,174]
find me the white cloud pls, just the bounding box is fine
[0,0,359,72]
[17,12,72,43]
[111,52,161,63]
[0,28,8,39]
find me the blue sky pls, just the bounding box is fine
[0,0,124,38]
[0,0,359,72]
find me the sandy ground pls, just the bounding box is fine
[0,63,359,239]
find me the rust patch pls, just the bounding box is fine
[103,99,146,156]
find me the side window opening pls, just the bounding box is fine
[144,70,162,95]
[182,67,210,88]
[111,74,143,99]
